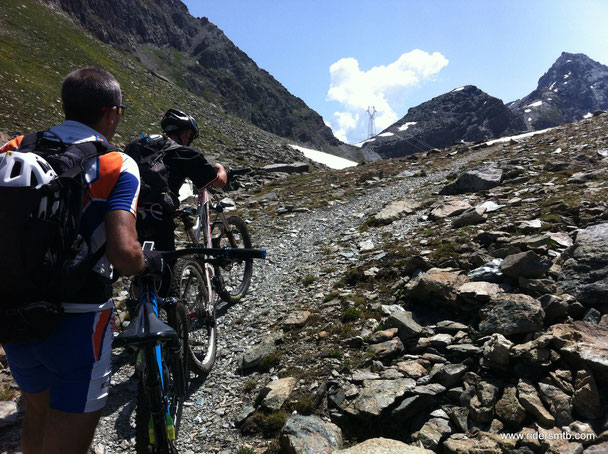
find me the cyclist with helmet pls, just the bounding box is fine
[0,67,152,454]
[125,109,227,278]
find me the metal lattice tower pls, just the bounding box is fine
[366,106,377,139]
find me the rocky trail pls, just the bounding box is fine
[2,113,608,454]
[89,140,467,454]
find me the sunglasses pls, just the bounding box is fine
[101,104,127,117]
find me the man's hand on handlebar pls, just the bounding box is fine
[141,250,164,278]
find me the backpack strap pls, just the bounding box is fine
[15,131,48,153]
[58,141,117,179]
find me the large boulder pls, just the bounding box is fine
[374,199,422,225]
[440,166,503,195]
[346,379,416,418]
[406,271,469,308]
[280,415,342,454]
[548,322,608,383]
[500,251,553,279]
[479,294,544,336]
[558,223,608,305]
[333,437,433,453]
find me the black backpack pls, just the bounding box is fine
[125,134,182,215]
[0,132,115,343]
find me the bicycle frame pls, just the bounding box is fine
[182,188,236,250]
[114,280,185,452]
[182,188,216,317]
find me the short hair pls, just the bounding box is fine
[61,67,121,126]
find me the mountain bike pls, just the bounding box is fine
[172,187,257,374]
[114,244,265,454]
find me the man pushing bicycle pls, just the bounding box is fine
[125,109,228,292]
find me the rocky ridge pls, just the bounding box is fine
[38,0,345,154]
[362,53,608,161]
[509,52,608,131]
[1,112,608,453]
[361,85,525,159]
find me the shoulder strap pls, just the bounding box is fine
[16,131,48,153]
[58,141,115,179]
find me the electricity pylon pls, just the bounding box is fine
[366,106,377,139]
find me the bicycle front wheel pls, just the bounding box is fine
[172,259,217,375]
[212,215,253,303]
[135,345,181,454]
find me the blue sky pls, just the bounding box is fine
[183,0,608,145]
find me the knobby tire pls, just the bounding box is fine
[172,259,217,375]
[212,215,253,303]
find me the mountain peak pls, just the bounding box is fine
[362,85,524,159]
[510,52,608,130]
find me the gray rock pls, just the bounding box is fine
[538,382,573,427]
[284,310,311,328]
[333,437,434,453]
[548,322,608,382]
[280,414,342,454]
[558,223,608,305]
[495,386,527,427]
[430,363,468,387]
[413,417,453,450]
[238,333,282,371]
[451,207,487,228]
[257,377,297,411]
[479,293,544,336]
[442,433,502,454]
[511,334,554,366]
[429,198,472,219]
[406,271,469,308]
[373,199,421,225]
[583,441,608,453]
[348,379,416,418]
[387,311,424,340]
[351,370,381,382]
[468,258,503,282]
[391,394,436,420]
[439,166,503,195]
[0,401,18,428]
[517,380,555,427]
[458,281,502,305]
[367,338,404,359]
[481,333,513,369]
[395,360,429,380]
[500,250,553,279]
[573,370,601,419]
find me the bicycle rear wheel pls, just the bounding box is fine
[172,259,217,375]
[212,215,253,303]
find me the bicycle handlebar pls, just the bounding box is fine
[160,247,266,261]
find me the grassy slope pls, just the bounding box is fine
[0,0,265,156]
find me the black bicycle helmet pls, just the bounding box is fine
[161,108,199,140]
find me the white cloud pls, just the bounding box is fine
[332,111,359,143]
[326,49,448,144]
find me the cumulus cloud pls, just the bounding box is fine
[326,49,448,144]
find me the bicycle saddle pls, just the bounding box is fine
[114,300,177,347]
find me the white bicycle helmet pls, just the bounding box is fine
[0,151,59,218]
[0,150,56,188]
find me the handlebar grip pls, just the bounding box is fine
[225,248,266,260]
[160,247,266,261]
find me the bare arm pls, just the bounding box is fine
[211,163,228,188]
[105,210,145,276]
